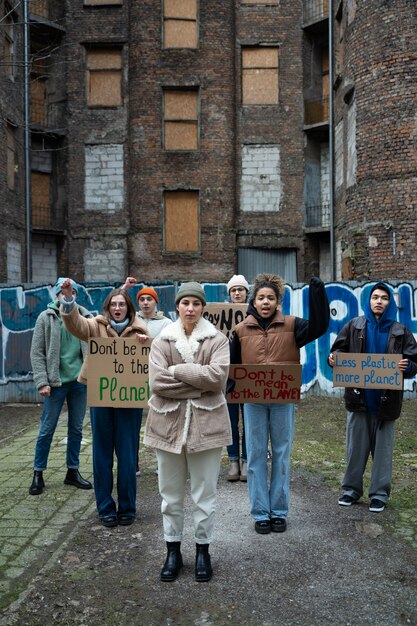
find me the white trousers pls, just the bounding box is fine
[156,447,223,544]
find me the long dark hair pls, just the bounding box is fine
[102,289,136,323]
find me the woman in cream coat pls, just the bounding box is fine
[144,282,231,583]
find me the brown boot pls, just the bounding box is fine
[227,460,240,482]
[240,461,247,482]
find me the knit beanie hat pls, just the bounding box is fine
[227,274,249,294]
[55,277,78,295]
[175,282,207,306]
[136,287,158,303]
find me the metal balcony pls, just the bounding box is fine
[304,97,329,126]
[303,0,329,25]
[305,203,330,229]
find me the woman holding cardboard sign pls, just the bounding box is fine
[230,274,329,535]
[144,281,231,583]
[59,279,149,528]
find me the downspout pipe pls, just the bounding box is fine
[23,0,31,281]
[328,0,335,280]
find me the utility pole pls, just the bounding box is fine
[328,0,335,281]
[23,0,31,281]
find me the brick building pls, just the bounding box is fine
[0,0,416,285]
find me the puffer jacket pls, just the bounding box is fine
[30,302,92,390]
[61,305,148,385]
[144,316,232,454]
[331,315,417,421]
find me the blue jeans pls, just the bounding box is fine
[227,403,247,462]
[244,402,295,521]
[33,381,87,471]
[90,406,141,518]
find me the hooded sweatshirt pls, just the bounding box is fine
[363,283,397,416]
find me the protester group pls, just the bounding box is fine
[28,272,417,582]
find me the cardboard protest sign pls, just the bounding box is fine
[332,352,403,389]
[87,337,152,408]
[227,364,302,404]
[202,303,248,338]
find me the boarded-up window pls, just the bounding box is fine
[4,11,16,79]
[164,190,200,252]
[31,171,51,228]
[7,123,15,190]
[164,90,199,150]
[242,47,279,105]
[86,48,123,107]
[163,0,198,49]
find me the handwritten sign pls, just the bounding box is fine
[87,337,153,408]
[227,364,302,404]
[332,352,403,389]
[202,303,248,338]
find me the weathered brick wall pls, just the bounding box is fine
[335,0,417,280]
[64,1,129,282]
[0,0,25,282]
[127,0,237,282]
[236,1,306,278]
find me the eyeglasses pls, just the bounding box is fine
[230,287,245,293]
[110,302,127,308]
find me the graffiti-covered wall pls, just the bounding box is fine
[1,281,416,402]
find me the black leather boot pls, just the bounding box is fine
[64,468,92,490]
[195,543,212,582]
[160,542,183,582]
[29,471,45,495]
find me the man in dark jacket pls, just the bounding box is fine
[329,282,417,512]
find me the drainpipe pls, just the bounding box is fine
[328,0,335,281]
[23,0,31,281]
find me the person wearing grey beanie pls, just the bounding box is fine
[225,275,249,482]
[144,280,231,583]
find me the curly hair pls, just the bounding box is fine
[251,273,286,303]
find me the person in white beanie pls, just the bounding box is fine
[225,275,249,482]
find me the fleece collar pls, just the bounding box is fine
[160,317,217,363]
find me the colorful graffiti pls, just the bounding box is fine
[1,281,416,402]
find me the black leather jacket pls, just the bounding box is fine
[330,316,417,421]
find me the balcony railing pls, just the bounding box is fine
[30,101,66,130]
[32,203,65,231]
[303,0,329,24]
[305,203,330,229]
[304,97,329,126]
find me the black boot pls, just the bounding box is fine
[160,542,183,582]
[195,543,212,582]
[29,471,45,495]
[64,468,92,490]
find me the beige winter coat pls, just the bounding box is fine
[144,317,232,454]
[61,305,148,385]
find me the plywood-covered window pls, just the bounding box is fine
[164,190,200,252]
[242,46,279,105]
[86,47,123,107]
[163,0,198,49]
[4,9,16,80]
[6,123,15,190]
[31,171,51,228]
[163,90,199,151]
